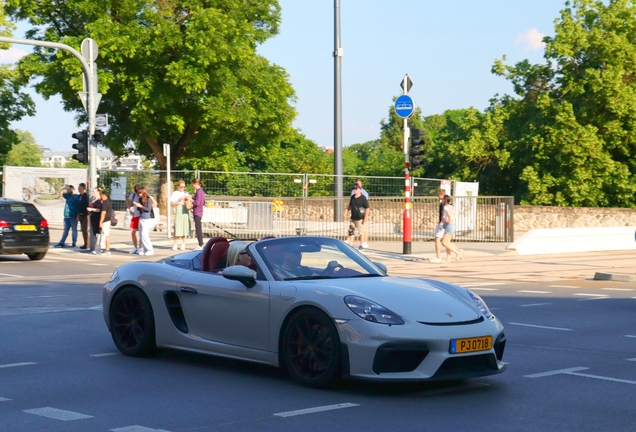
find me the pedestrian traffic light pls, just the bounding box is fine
[71,130,89,164]
[93,129,104,143]
[410,128,425,169]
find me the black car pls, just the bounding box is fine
[0,198,49,260]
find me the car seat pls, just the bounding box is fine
[201,236,229,272]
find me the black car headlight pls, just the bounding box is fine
[344,296,404,325]
[467,290,493,318]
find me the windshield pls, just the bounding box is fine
[255,237,385,281]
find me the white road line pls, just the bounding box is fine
[111,425,172,432]
[518,290,552,294]
[627,358,636,362]
[0,397,11,402]
[524,367,589,378]
[87,263,108,266]
[549,285,581,288]
[601,288,634,291]
[40,260,61,263]
[468,288,499,291]
[509,322,574,331]
[90,352,121,357]
[0,362,37,369]
[519,303,552,307]
[624,335,636,339]
[462,282,506,287]
[568,371,636,385]
[87,305,103,311]
[23,407,93,421]
[574,293,609,297]
[0,272,24,278]
[274,403,360,418]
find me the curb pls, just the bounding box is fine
[594,272,636,282]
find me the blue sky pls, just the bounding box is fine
[2,0,566,152]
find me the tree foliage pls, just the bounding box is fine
[5,130,43,166]
[5,0,297,170]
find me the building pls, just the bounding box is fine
[41,149,145,170]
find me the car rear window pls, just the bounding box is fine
[0,204,41,219]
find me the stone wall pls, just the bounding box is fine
[514,206,636,232]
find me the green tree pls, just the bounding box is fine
[5,130,43,166]
[5,0,297,171]
[490,0,636,206]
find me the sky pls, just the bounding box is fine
[1,0,566,152]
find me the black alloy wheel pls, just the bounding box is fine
[109,286,156,356]
[282,308,341,388]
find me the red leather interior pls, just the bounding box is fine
[201,236,228,272]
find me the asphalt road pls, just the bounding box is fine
[1,246,635,431]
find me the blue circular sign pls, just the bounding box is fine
[394,95,415,118]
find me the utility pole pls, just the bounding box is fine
[0,37,99,188]
[333,0,344,221]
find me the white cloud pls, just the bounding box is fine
[514,28,546,52]
[0,47,28,64]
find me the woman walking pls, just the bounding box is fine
[170,180,191,251]
[191,178,205,251]
[441,195,465,263]
[133,187,156,256]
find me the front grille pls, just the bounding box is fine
[418,316,484,326]
[373,343,429,374]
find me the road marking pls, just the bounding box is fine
[468,288,499,291]
[524,367,589,378]
[40,260,61,263]
[627,358,636,362]
[462,282,506,287]
[549,285,580,288]
[509,322,574,331]
[274,403,360,417]
[87,263,109,266]
[518,290,552,294]
[111,426,172,432]
[90,352,121,357]
[574,293,609,297]
[568,371,636,385]
[23,407,93,421]
[87,305,103,311]
[0,397,11,402]
[519,303,552,307]
[601,288,634,291]
[624,335,636,339]
[0,362,37,369]
[0,272,24,278]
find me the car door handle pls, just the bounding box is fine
[180,286,198,294]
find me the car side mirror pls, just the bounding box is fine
[222,265,257,288]
[373,262,388,275]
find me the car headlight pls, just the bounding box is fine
[467,290,493,318]
[344,296,404,325]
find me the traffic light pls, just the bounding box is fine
[410,128,425,169]
[71,130,89,164]
[93,129,104,143]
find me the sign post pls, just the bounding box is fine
[394,75,415,254]
[164,144,172,238]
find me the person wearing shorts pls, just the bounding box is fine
[441,195,464,263]
[346,185,370,250]
[126,185,142,254]
[95,190,112,255]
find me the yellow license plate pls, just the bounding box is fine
[15,225,36,231]
[450,336,492,354]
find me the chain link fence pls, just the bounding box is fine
[95,169,512,242]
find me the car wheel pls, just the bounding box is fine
[109,286,156,356]
[27,252,46,261]
[282,308,341,388]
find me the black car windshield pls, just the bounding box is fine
[254,237,386,281]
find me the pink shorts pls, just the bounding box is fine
[130,216,140,231]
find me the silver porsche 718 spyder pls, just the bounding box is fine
[103,236,506,388]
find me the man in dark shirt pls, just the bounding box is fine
[346,185,370,250]
[77,183,89,249]
[97,190,113,255]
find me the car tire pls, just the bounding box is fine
[281,308,341,388]
[109,286,157,356]
[27,252,46,261]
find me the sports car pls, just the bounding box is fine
[103,236,506,388]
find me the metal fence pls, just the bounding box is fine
[95,169,512,242]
